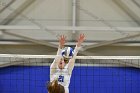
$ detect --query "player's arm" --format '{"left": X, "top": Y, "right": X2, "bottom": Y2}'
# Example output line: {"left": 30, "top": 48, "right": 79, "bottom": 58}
{"left": 50, "top": 35, "right": 66, "bottom": 75}
{"left": 67, "top": 34, "right": 85, "bottom": 74}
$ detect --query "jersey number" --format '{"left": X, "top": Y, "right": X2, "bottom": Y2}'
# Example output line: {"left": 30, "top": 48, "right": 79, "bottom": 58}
{"left": 58, "top": 75, "right": 64, "bottom": 82}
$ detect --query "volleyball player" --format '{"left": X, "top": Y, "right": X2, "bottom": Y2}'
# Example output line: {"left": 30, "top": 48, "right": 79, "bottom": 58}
{"left": 47, "top": 34, "right": 85, "bottom": 93}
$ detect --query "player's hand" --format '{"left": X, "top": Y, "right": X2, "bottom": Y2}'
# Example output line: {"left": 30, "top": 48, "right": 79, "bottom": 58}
{"left": 59, "top": 35, "right": 66, "bottom": 48}
{"left": 77, "top": 33, "right": 85, "bottom": 47}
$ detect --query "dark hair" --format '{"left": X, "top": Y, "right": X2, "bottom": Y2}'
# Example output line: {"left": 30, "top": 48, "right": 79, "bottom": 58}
{"left": 64, "top": 57, "right": 69, "bottom": 64}
{"left": 47, "top": 80, "right": 65, "bottom": 93}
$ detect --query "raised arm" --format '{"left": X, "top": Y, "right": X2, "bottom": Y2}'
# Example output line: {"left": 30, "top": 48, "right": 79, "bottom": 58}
{"left": 50, "top": 35, "right": 66, "bottom": 75}
{"left": 57, "top": 35, "right": 66, "bottom": 54}
{"left": 67, "top": 34, "right": 85, "bottom": 74}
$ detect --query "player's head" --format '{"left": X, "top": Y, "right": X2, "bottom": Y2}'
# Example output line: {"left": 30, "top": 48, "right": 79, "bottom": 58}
{"left": 58, "top": 58, "right": 66, "bottom": 69}
{"left": 61, "top": 47, "right": 74, "bottom": 63}
{"left": 47, "top": 80, "right": 65, "bottom": 93}
{"left": 58, "top": 47, "right": 73, "bottom": 69}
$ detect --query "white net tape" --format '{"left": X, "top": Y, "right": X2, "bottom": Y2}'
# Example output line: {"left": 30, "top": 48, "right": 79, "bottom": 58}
{"left": 0, "top": 54, "right": 140, "bottom": 68}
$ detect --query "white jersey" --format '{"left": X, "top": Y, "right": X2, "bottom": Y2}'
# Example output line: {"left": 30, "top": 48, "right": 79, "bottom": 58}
{"left": 50, "top": 46, "right": 80, "bottom": 93}
{"left": 50, "top": 65, "right": 71, "bottom": 93}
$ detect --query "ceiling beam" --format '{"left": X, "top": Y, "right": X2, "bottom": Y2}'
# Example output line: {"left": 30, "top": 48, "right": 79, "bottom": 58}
{"left": 1, "top": 25, "right": 140, "bottom": 32}
{"left": 0, "top": 0, "right": 16, "bottom": 13}
{"left": 71, "top": 0, "right": 77, "bottom": 41}
{"left": 0, "top": 0, "right": 35, "bottom": 25}
{"left": 3, "top": 31, "right": 57, "bottom": 48}
{"left": 114, "top": 0, "right": 140, "bottom": 25}
{"left": 76, "top": 3, "right": 140, "bottom": 51}
{"left": 72, "top": 0, "right": 77, "bottom": 33}
{"left": 0, "top": 0, "right": 61, "bottom": 47}
{"left": 0, "top": 0, "right": 58, "bottom": 48}
{"left": 133, "top": 0, "right": 140, "bottom": 7}
{"left": 82, "top": 33, "right": 140, "bottom": 51}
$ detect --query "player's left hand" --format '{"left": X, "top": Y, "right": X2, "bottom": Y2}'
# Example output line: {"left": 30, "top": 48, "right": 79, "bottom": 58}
{"left": 59, "top": 35, "right": 66, "bottom": 48}
{"left": 77, "top": 33, "right": 85, "bottom": 47}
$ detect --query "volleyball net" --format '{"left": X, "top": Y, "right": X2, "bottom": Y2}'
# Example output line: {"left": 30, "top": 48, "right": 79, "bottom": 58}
{"left": 0, "top": 54, "right": 140, "bottom": 93}
{"left": 0, "top": 54, "right": 140, "bottom": 67}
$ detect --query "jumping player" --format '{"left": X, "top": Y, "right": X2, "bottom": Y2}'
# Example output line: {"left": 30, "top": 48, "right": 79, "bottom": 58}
{"left": 47, "top": 34, "right": 85, "bottom": 93}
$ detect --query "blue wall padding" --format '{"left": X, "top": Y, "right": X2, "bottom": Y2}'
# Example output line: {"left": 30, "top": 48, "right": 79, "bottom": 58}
{"left": 0, "top": 66, "right": 140, "bottom": 93}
